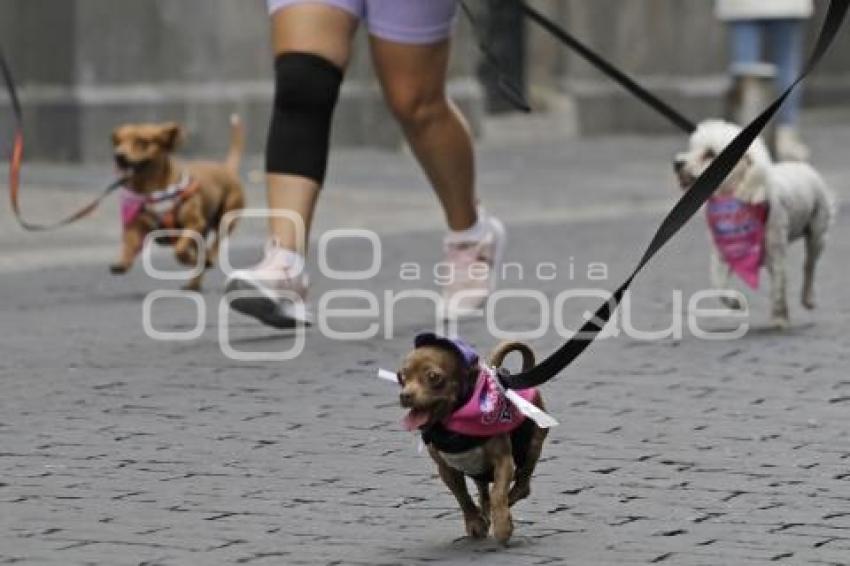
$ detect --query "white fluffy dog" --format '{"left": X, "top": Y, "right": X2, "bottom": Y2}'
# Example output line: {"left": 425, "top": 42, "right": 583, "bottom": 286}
{"left": 674, "top": 120, "right": 836, "bottom": 328}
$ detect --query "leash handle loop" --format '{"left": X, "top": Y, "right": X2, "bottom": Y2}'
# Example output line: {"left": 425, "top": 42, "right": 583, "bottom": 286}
{"left": 1, "top": 48, "right": 126, "bottom": 232}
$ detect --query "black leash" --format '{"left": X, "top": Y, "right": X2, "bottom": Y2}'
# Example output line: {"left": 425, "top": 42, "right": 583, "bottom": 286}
{"left": 461, "top": 0, "right": 698, "bottom": 132}
{"left": 500, "top": 0, "right": 849, "bottom": 390}
{"left": 1, "top": 48, "right": 126, "bottom": 232}
{"left": 518, "top": 1, "right": 697, "bottom": 133}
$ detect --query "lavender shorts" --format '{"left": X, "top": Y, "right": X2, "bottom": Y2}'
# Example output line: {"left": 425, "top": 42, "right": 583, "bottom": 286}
{"left": 267, "top": 0, "right": 457, "bottom": 45}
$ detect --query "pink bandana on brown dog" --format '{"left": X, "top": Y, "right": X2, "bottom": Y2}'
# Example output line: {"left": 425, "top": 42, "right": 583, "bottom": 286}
{"left": 439, "top": 366, "right": 537, "bottom": 437}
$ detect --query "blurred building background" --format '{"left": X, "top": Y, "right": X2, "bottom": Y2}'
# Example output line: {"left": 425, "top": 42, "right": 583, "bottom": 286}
{"left": 1, "top": 0, "right": 848, "bottom": 162}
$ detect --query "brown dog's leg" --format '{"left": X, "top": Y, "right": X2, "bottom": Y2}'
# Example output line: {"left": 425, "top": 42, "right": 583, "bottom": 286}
{"left": 509, "top": 393, "right": 548, "bottom": 507}
{"left": 509, "top": 427, "right": 547, "bottom": 507}
{"left": 110, "top": 225, "right": 146, "bottom": 275}
{"left": 428, "top": 447, "right": 488, "bottom": 539}
{"left": 207, "top": 184, "right": 245, "bottom": 268}
{"left": 184, "top": 276, "right": 203, "bottom": 292}
{"left": 485, "top": 436, "right": 514, "bottom": 545}
{"left": 474, "top": 478, "right": 491, "bottom": 523}
{"left": 490, "top": 341, "right": 546, "bottom": 508}
{"left": 174, "top": 227, "right": 205, "bottom": 291}
{"left": 205, "top": 229, "right": 220, "bottom": 269}
{"left": 221, "top": 182, "right": 245, "bottom": 237}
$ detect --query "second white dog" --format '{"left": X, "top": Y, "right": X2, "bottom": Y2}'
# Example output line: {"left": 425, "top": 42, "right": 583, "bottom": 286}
{"left": 674, "top": 120, "right": 836, "bottom": 328}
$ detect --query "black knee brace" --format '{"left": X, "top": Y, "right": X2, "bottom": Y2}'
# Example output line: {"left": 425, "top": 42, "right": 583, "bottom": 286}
{"left": 266, "top": 52, "right": 343, "bottom": 184}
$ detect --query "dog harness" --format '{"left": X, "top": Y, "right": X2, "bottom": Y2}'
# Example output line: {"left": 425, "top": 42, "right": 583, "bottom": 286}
{"left": 119, "top": 172, "right": 200, "bottom": 233}
{"left": 706, "top": 195, "right": 769, "bottom": 289}
{"left": 409, "top": 333, "right": 539, "bottom": 482}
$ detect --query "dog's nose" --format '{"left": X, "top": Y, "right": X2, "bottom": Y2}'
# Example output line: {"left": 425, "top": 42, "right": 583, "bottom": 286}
{"left": 673, "top": 158, "right": 686, "bottom": 174}
{"left": 399, "top": 392, "right": 413, "bottom": 407}
{"left": 114, "top": 153, "right": 130, "bottom": 169}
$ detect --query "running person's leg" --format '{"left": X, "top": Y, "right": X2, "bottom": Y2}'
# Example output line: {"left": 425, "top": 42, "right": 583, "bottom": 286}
{"left": 265, "top": 1, "right": 359, "bottom": 248}
{"left": 226, "top": 1, "right": 359, "bottom": 328}
{"left": 368, "top": 0, "right": 505, "bottom": 319}
{"left": 372, "top": 40, "right": 477, "bottom": 232}
{"left": 769, "top": 18, "right": 810, "bottom": 161}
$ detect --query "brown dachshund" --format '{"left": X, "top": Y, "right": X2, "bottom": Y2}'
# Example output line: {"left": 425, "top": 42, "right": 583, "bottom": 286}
{"left": 110, "top": 116, "right": 245, "bottom": 290}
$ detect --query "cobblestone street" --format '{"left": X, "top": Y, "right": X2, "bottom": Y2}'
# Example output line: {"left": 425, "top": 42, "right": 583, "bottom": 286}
{"left": 2, "top": 111, "right": 850, "bottom": 565}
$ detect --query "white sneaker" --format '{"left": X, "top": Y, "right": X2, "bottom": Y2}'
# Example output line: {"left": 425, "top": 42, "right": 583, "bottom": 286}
{"left": 225, "top": 242, "right": 312, "bottom": 328}
{"left": 775, "top": 126, "right": 810, "bottom": 162}
{"left": 440, "top": 213, "right": 506, "bottom": 320}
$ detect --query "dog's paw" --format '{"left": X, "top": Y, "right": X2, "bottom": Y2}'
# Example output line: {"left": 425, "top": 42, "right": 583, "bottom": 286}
{"left": 464, "top": 513, "right": 490, "bottom": 539}
{"left": 802, "top": 296, "right": 816, "bottom": 310}
{"left": 182, "top": 282, "right": 202, "bottom": 292}
{"left": 109, "top": 263, "right": 128, "bottom": 275}
{"left": 493, "top": 516, "right": 514, "bottom": 546}
{"left": 771, "top": 316, "right": 790, "bottom": 330}
{"left": 175, "top": 248, "right": 198, "bottom": 268}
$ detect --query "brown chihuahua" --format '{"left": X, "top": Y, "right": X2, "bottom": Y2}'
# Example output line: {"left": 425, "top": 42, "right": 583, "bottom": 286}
{"left": 110, "top": 116, "right": 245, "bottom": 291}
{"left": 398, "top": 333, "right": 548, "bottom": 545}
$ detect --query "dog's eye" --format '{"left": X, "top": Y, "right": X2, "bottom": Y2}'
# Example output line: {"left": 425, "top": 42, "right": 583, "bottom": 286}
{"left": 427, "top": 371, "right": 444, "bottom": 386}
{"left": 703, "top": 149, "right": 716, "bottom": 160}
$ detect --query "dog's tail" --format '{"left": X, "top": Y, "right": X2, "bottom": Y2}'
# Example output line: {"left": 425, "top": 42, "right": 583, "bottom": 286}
{"left": 225, "top": 114, "right": 245, "bottom": 175}
{"left": 489, "top": 342, "right": 536, "bottom": 373}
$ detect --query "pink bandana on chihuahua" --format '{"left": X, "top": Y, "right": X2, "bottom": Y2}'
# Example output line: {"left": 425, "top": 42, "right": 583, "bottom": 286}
{"left": 405, "top": 333, "right": 537, "bottom": 437}
{"left": 443, "top": 366, "right": 536, "bottom": 436}
{"left": 706, "top": 196, "right": 769, "bottom": 289}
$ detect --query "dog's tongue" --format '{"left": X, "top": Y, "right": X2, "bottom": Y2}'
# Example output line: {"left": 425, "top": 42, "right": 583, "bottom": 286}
{"left": 403, "top": 409, "right": 430, "bottom": 431}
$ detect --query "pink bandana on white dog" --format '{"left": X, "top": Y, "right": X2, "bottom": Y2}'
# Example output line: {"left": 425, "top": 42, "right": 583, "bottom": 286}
{"left": 441, "top": 367, "right": 537, "bottom": 437}
{"left": 706, "top": 196, "right": 769, "bottom": 289}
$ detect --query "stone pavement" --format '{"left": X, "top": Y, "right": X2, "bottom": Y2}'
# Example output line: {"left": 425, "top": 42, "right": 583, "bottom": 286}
{"left": 2, "top": 110, "right": 850, "bottom": 565}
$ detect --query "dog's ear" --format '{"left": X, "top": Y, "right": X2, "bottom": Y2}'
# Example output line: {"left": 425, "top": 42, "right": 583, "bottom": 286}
{"left": 157, "top": 122, "right": 184, "bottom": 152}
